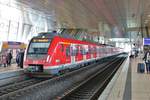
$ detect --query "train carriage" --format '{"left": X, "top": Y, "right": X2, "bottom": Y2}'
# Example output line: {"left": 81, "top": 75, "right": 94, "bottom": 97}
{"left": 24, "top": 32, "right": 122, "bottom": 76}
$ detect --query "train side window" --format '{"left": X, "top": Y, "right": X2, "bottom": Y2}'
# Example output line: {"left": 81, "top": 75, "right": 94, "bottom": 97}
{"left": 80, "top": 46, "right": 83, "bottom": 54}
{"left": 85, "top": 45, "right": 89, "bottom": 54}
{"left": 96, "top": 47, "right": 99, "bottom": 53}
{"left": 94, "top": 47, "right": 96, "bottom": 53}
{"left": 88, "top": 46, "right": 91, "bottom": 54}
{"left": 71, "top": 45, "right": 80, "bottom": 56}
{"left": 100, "top": 48, "right": 104, "bottom": 53}
{"left": 82, "top": 49, "right": 86, "bottom": 55}
{"left": 99, "top": 47, "right": 102, "bottom": 53}
{"left": 80, "top": 46, "right": 86, "bottom": 55}
{"left": 76, "top": 46, "right": 79, "bottom": 55}
{"left": 90, "top": 46, "right": 94, "bottom": 54}
{"left": 66, "top": 46, "right": 70, "bottom": 56}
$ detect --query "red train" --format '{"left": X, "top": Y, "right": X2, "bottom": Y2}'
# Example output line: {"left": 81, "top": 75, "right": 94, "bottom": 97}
{"left": 24, "top": 32, "right": 122, "bottom": 76}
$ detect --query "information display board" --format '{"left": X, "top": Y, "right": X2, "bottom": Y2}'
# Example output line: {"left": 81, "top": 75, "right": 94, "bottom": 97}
{"left": 143, "top": 38, "right": 150, "bottom": 45}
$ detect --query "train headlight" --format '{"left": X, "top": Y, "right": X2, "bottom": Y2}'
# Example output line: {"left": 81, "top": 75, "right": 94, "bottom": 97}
{"left": 56, "top": 59, "right": 60, "bottom": 63}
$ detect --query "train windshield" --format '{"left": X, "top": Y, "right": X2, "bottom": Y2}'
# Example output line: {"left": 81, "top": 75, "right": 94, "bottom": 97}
{"left": 27, "top": 38, "right": 51, "bottom": 55}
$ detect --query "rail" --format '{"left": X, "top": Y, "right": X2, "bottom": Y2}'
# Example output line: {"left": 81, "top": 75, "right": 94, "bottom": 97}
{"left": 59, "top": 57, "right": 126, "bottom": 100}
{"left": 0, "top": 54, "right": 127, "bottom": 100}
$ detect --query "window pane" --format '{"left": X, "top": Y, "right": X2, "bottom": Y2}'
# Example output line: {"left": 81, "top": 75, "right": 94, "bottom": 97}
{"left": 8, "top": 21, "right": 19, "bottom": 41}
{"left": 0, "top": 19, "right": 9, "bottom": 41}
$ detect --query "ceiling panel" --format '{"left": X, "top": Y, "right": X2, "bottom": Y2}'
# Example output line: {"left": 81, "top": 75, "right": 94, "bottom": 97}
{"left": 15, "top": 0, "right": 150, "bottom": 38}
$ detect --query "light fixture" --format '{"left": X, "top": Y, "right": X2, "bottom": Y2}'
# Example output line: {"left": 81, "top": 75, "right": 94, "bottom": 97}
{"left": 144, "top": 20, "right": 148, "bottom": 24}
{"left": 144, "top": 21, "right": 148, "bottom": 23}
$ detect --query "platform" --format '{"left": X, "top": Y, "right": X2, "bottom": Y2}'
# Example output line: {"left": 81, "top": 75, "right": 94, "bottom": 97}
{"left": 99, "top": 54, "right": 150, "bottom": 100}
{"left": 0, "top": 64, "right": 22, "bottom": 73}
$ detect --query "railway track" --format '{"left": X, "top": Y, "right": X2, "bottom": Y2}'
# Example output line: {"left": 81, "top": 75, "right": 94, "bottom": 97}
{"left": 0, "top": 54, "right": 127, "bottom": 100}
{"left": 59, "top": 57, "right": 126, "bottom": 100}
{"left": 0, "top": 78, "right": 46, "bottom": 99}
{"left": 0, "top": 74, "right": 29, "bottom": 88}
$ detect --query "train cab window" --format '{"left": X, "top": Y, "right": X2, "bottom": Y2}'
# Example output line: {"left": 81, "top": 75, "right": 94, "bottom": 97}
{"left": 27, "top": 38, "right": 51, "bottom": 56}
{"left": 28, "top": 39, "right": 51, "bottom": 55}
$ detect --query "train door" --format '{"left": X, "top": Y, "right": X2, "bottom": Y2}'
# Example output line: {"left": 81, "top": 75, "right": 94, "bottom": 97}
{"left": 90, "top": 45, "right": 94, "bottom": 59}
{"left": 83, "top": 45, "right": 87, "bottom": 61}
{"left": 96, "top": 46, "right": 99, "bottom": 58}
{"left": 101, "top": 46, "right": 105, "bottom": 57}
{"left": 54, "top": 43, "right": 64, "bottom": 65}
{"left": 59, "top": 44, "right": 65, "bottom": 64}
{"left": 93, "top": 46, "right": 97, "bottom": 58}
{"left": 75, "top": 45, "right": 79, "bottom": 62}
{"left": 85, "top": 45, "right": 90, "bottom": 59}
{"left": 78, "top": 45, "right": 83, "bottom": 61}
{"left": 70, "top": 44, "right": 76, "bottom": 64}
{"left": 65, "top": 44, "right": 71, "bottom": 64}
{"left": 99, "top": 46, "right": 103, "bottom": 57}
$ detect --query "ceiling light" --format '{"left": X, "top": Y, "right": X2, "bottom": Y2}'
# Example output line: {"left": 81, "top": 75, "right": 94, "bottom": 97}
{"left": 145, "top": 20, "right": 148, "bottom": 23}
{"left": 144, "top": 21, "right": 148, "bottom": 24}
{"left": 144, "top": 20, "right": 148, "bottom": 23}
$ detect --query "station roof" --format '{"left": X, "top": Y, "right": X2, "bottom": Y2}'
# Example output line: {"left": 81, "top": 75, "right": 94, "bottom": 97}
{"left": 15, "top": 0, "right": 150, "bottom": 39}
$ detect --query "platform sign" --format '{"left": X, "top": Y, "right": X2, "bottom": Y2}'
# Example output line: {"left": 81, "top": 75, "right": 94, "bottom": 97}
{"left": 8, "top": 42, "right": 21, "bottom": 45}
{"left": 143, "top": 38, "right": 150, "bottom": 45}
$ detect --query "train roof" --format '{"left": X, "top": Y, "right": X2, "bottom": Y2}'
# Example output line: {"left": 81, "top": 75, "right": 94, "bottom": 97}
{"left": 34, "top": 32, "right": 118, "bottom": 47}
{"left": 36, "top": 32, "right": 73, "bottom": 39}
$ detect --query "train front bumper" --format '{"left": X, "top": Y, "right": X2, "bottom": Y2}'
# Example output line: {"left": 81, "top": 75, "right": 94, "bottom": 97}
{"left": 24, "top": 65, "right": 60, "bottom": 77}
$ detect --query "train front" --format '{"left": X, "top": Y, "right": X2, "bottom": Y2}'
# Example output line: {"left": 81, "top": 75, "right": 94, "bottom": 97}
{"left": 24, "top": 37, "right": 52, "bottom": 76}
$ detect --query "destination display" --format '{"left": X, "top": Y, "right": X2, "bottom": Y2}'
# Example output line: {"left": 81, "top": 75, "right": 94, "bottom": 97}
{"left": 32, "top": 38, "right": 50, "bottom": 42}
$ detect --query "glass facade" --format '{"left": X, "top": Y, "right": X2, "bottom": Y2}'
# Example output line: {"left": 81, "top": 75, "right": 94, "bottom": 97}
{"left": 0, "top": 0, "right": 56, "bottom": 43}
